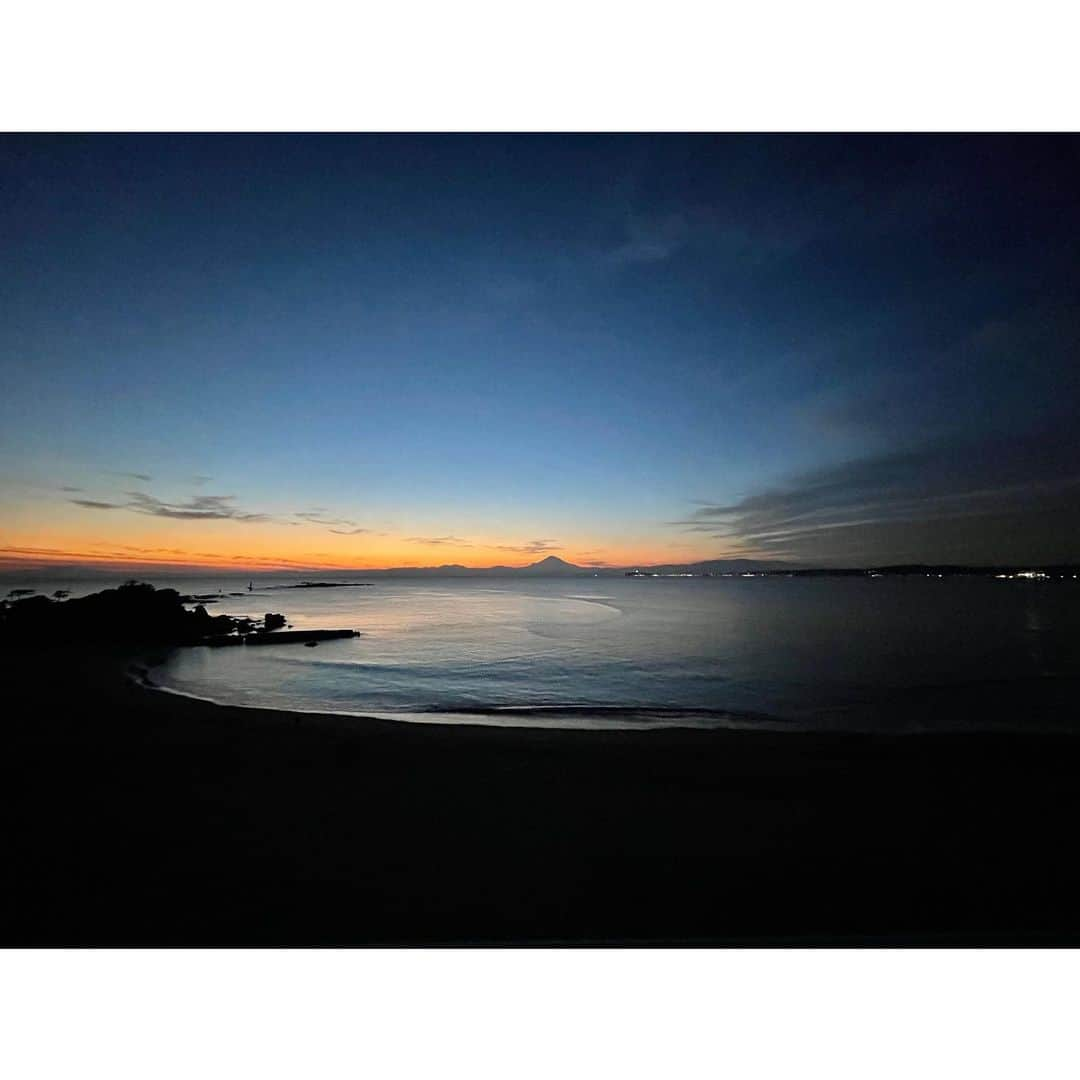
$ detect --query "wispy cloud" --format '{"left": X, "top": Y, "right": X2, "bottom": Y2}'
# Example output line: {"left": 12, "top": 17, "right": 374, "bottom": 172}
{"left": 575, "top": 549, "right": 612, "bottom": 567}
{"left": 603, "top": 142, "right": 955, "bottom": 276}
{"left": 494, "top": 539, "right": 561, "bottom": 554}
{"left": 107, "top": 471, "right": 153, "bottom": 483}
{"left": 605, "top": 203, "right": 816, "bottom": 271}
{"left": 70, "top": 490, "right": 274, "bottom": 522}
{"left": 294, "top": 510, "right": 361, "bottom": 528}
{"left": 0, "top": 545, "right": 190, "bottom": 565}
{"left": 0, "top": 544, "right": 354, "bottom": 571}
{"left": 94, "top": 543, "right": 193, "bottom": 556}
{"left": 68, "top": 488, "right": 372, "bottom": 532}
{"left": 671, "top": 425, "right": 1080, "bottom": 564}
{"left": 0, "top": 544, "right": 208, "bottom": 567}
{"left": 607, "top": 213, "right": 693, "bottom": 265}
{"left": 222, "top": 553, "right": 352, "bottom": 568}
{"left": 70, "top": 498, "right": 125, "bottom": 510}
{"left": 125, "top": 492, "right": 272, "bottom": 521}
{"left": 406, "top": 535, "right": 472, "bottom": 547}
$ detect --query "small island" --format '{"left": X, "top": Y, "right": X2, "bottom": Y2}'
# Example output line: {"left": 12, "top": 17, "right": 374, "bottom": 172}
{"left": 261, "top": 581, "right": 375, "bottom": 590}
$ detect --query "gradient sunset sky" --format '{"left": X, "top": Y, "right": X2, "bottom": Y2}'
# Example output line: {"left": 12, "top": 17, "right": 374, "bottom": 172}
{"left": 3, "top": 134, "right": 1079, "bottom": 572}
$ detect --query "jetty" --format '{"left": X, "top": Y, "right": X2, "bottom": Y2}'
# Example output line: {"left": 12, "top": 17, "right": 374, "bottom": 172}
{"left": 204, "top": 628, "right": 359, "bottom": 647}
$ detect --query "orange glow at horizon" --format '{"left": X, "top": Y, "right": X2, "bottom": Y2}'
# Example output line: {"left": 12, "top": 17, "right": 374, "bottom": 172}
{"left": 0, "top": 520, "right": 737, "bottom": 574}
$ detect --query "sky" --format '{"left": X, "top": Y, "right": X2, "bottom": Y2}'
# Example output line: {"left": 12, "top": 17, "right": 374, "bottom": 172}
{"left": 2, "top": 134, "right": 1079, "bottom": 572}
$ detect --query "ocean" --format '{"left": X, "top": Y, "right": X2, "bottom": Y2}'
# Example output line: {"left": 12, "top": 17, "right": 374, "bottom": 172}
{"left": 53, "top": 572, "right": 1076, "bottom": 733}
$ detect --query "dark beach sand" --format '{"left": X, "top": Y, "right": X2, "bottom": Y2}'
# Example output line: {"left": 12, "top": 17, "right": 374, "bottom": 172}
{"left": 5, "top": 647, "right": 1080, "bottom": 945}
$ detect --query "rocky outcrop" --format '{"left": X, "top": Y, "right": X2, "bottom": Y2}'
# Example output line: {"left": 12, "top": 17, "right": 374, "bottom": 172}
{"left": 0, "top": 582, "right": 358, "bottom": 650}
{"left": 0, "top": 582, "right": 238, "bottom": 647}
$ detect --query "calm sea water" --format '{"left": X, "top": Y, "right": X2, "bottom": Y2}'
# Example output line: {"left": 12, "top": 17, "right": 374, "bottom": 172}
{"left": 106, "top": 574, "right": 1080, "bottom": 732}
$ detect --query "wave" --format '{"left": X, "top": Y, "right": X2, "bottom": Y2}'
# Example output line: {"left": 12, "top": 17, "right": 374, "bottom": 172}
{"left": 132, "top": 662, "right": 790, "bottom": 731}
{"left": 561, "top": 595, "right": 624, "bottom": 613}
{"left": 411, "top": 702, "right": 783, "bottom": 723}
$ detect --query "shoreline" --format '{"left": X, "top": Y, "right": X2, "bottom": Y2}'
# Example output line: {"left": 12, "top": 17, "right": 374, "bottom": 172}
{"left": 136, "top": 645, "right": 1080, "bottom": 737}
{"left": 132, "top": 658, "right": 796, "bottom": 734}
{"left": 7, "top": 644, "right": 1080, "bottom": 944}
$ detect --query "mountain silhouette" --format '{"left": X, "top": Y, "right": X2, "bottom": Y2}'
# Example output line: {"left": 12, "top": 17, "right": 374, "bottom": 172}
{"left": 298, "top": 556, "right": 795, "bottom": 578}
{"left": 515, "top": 555, "right": 583, "bottom": 576}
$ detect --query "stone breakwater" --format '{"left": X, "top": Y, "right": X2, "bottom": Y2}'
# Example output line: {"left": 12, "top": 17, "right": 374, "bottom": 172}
{"left": 204, "top": 628, "right": 359, "bottom": 647}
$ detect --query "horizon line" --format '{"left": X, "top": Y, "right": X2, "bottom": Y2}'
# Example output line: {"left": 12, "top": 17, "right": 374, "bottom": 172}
{"left": 3, "top": 554, "right": 1079, "bottom": 579}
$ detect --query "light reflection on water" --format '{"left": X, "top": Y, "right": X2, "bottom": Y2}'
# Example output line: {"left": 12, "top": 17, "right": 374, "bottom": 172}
{"left": 136, "top": 576, "right": 1080, "bottom": 732}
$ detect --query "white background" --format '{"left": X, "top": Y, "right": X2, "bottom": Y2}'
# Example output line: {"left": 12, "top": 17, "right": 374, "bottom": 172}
{"left": 3, "top": 1, "right": 1078, "bottom": 131}
{"left": 3, "top": 2, "right": 1079, "bottom": 1075}
{"left": 3, "top": 949, "right": 1078, "bottom": 1078}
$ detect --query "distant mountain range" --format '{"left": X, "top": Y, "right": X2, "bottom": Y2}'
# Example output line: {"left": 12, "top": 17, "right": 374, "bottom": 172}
{"left": 352, "top": 555, "right": 794, "bottom": 578}
{"left": 328, "top": 556, "right": 1080, "bottom": 579}
{"left": 5, "top": 554, "right": 1078, "bottom": 586}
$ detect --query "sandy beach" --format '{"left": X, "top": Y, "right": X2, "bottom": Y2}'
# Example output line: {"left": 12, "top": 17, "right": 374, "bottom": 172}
{"left": 5, "top": 644, "right": 1080, "bottom": 945}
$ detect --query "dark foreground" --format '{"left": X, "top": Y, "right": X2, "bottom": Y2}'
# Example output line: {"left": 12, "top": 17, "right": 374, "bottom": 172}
{"left": 5, "top": 647, "right": 1080, "bottom": 945}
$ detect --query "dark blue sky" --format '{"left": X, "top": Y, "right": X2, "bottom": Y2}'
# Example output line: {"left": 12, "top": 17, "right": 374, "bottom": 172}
{"left": 2, "top": 134, "right": 1079, "bottom": 568}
